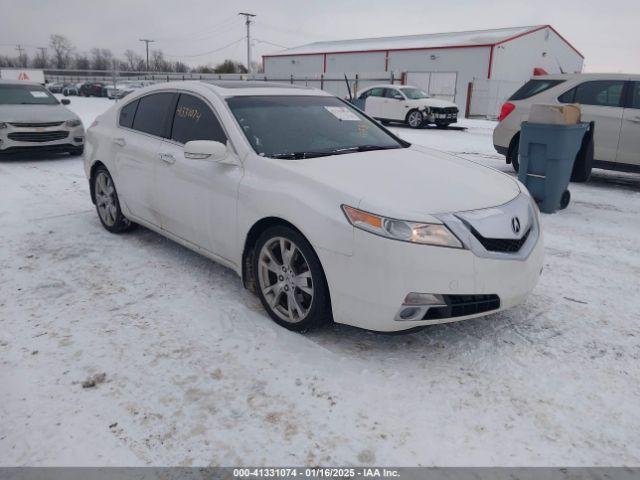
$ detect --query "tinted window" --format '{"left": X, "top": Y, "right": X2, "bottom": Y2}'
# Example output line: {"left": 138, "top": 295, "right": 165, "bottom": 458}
{"left": 509, "top": 79, "right": 565, "bottom": 101}
{"left": 630, "top": 82, "right": 640, "bottom": 109}
{"left": 558, "top": 88, "right": 576, "bottom": 103}
{"left": 571, "top": 81, "right": 624, "bottom": 107}
{"left": 119, "top": 99, "right": 139, "bottom": 128}
{"left": 226, "top": 95, "right": 403, "bottom": 158}
{"left": 132, "top": 92, "right": 175, "bottom": 137}
{"left": 170, "top": 94, "right": 227, "bottom": 144}
{"left": 368, "top": 88, "right": 384, "bottom": 97}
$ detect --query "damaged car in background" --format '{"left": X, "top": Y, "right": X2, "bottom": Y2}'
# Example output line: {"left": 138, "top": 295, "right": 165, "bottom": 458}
{"left": 353, "top": 84, "right": 459, "bottom": 128}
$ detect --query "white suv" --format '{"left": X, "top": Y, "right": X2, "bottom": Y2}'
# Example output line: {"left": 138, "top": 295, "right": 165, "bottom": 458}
{"left": 493, "top": 73, "right": 640, "bottom": 177}
{"left": 355, "top": 85, "right": 459, "bottom": 129}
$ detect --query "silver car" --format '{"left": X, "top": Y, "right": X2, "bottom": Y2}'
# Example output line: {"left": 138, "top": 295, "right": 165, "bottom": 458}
{"left": 0, "top": 79, "right": 85, "bottom": 156}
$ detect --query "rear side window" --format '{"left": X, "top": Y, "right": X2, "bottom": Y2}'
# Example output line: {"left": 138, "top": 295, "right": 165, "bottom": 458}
{"left": 132, "top": 92, "right": 175, "bottom": 137}
{"left": 509, "top": 80, "right": 565, "bottom": 101}
{"left": 119, "top": 99, "right": 139, "bottom": 128}
{"left": 559, "top": 80, "right": 625, "bottom": 107}
{"left": 170, "top": 94, "right": 227, "bottom": 144}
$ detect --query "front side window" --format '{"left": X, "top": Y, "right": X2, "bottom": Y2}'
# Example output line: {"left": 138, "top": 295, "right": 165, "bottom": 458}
{"left": 367, "top": 88, "right": 384, "bottom": 98}
{"left": 0, "top": 84, "right": 59, "bottom": 105}
{"left": 119, "top": 99, "right": 139, "bottom": 128}
{"left": 131, "top": 92, "right": 175, "bottom": 137}
{"left": 509, "top": 79, "right": 565, "bottom": 101}
{"left": 226, "top": 95, "right": 405, "bottom": 158}
{"left": 559, "top": 80, "right": 625, "bottom": 107}
{"left": 384, "top": 88, "right": 404, "bottom": 99}
{"left": 170, "top": 94, "right": 227, "bottom": 144}
{"left": 400, "top": 87, "right": 430, "bottom": 100}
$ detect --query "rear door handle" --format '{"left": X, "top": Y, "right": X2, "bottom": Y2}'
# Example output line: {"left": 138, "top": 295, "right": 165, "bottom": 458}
{"left": 158, "top": 152, "right": 176, "bottom": 164}
{"left": 113, "top": 137, "right": 126, "bottom": 147}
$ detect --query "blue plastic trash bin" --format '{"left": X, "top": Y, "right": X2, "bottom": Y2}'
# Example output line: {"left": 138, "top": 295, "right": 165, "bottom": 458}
{"left": 518, "top": 122, "right": 589, "bottom": 214}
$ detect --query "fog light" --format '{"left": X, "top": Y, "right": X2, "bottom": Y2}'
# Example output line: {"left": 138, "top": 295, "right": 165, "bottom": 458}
{"left": 399, "top": 307, "right": 420, "bottom": 320}
{"left": 403, "top": 293, "right": 446, "bottom": 306}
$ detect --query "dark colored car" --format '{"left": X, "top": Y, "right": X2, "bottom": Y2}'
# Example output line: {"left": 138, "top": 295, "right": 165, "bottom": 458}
{"left": 79, "top": 82, "right": 106, "bottom": 97}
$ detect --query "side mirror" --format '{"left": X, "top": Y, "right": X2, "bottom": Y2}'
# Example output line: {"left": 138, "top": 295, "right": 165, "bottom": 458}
{"left": 184, "top": 140, "right": 227, "bottom": 161}
{"left": 393, "top": 95, "right": 404, "bottom": 100}
{"left": 61, "top": 98, "right": 70, "bottom": 105}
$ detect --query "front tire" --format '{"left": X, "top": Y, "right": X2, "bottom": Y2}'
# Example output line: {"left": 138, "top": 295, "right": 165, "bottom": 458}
{"left": 254, "top": 226, "right": 330, "bottom": 332}
{"left": 406, "top": 110, "right": 424, "bottom": 129}
{"left": 93, "top": 166, "right": 136, "bottom": 233}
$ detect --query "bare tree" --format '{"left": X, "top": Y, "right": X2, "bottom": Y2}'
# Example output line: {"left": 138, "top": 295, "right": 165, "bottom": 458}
{"left": 214, "top": 59, "right": 247, "bottom": 74}
{"left": 32, "top": 48, "right": 48, "bottom": 68}
{"left": 90, "top": 48, "right": 113, "bottom": 71}
{"left": 124, "top": 49, "right": 143, "bottom": 71}
{"left": 173, "top": 61, "right": 189, "bottom": 73}
{"left": 150, "top": 50, "right": 169, "bottom": 72}
{"left": 49, "top": 34, "right": 73, "bottom": 69}
{"left": 75, "top": 53, "right": 90, "bottom": 70}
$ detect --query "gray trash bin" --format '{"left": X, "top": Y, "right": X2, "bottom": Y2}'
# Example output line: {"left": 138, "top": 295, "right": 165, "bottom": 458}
{"left": 517, "top": 121, "right": 590, "bottom": 214}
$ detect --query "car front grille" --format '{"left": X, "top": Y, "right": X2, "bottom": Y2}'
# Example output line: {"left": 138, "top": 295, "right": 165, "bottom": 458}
{"left": 7, "top": 131, "right": 69, "bottom": 143}
{"left": 432, "top": 107, "right": 458, "bottom": 114}
{"left": 9, "top": 121, "right": 65, "bottom": 128}
{"left": 423, "top": 294, "right": 500, "bottom": 320}
{"left": 470, "top": 227, "right": 531, "bottom": 253}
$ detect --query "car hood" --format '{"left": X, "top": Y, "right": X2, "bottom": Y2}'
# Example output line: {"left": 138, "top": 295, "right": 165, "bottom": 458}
{"left": 282, "top": 146, "right": 520, "bottom": 219}
{"left": 0, "top": 104, "right": 78, "bottom": 123}
{"left": 408, "top": 98, "right": 458, "bottom": 109}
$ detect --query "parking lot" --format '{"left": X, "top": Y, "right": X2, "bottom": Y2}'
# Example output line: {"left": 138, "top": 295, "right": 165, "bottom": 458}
{"left": 1, "top": 96, "right": 640, "bottom": 466}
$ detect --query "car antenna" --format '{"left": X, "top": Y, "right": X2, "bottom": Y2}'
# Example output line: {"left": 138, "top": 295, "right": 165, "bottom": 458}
{"left": 344, "top": 74, "right": 353, "bottom": 102}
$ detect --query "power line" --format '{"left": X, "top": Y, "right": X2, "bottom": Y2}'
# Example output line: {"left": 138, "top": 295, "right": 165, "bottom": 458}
{"left": 152, "top": 14, "right": 240, "bottom": 42}
{"left": 164, "top": 36, "right": 246, "bottom": 58}
{"left": 253, "top": 38, "right": 289, "bottom": 49}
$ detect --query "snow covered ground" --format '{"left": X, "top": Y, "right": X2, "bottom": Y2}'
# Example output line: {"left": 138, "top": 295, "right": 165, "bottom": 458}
{"left": 1, "top": 96, "right": 640, "bottom": 467}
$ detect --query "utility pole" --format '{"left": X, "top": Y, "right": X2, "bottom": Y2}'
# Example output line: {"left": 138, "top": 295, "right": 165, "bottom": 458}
{"left": 239, "top": 12, "right": 256, "bottom": 74}
{"left": 15, "top": 44, "right": 26, "bottom": 67}
{"left": 139, "top": 38, "right": 155, "bottom": 71}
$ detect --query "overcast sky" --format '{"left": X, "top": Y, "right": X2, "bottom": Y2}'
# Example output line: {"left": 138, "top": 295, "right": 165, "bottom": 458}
{"left": 1, "top": 0, "right": 638, "bottom": 72}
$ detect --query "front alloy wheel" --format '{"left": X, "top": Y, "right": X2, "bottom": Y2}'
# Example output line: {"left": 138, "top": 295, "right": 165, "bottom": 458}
{"left": 254, "top": 227, "right": 329, "bottom": 331}
{"left": 406, "top": 110, "right": 424, "bottom": 129}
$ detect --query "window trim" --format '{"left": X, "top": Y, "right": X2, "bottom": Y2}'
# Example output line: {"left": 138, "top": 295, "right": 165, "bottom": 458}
{"left": 622, "top": 81, "right": 638, "bottom": 109}
{"left": 116, "top": 89, "right": 178, "bottom": 140}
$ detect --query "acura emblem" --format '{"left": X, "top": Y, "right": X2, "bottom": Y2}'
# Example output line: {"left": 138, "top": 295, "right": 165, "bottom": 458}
{"left": 511, "top": 216, "right": 521, "bottom": 235}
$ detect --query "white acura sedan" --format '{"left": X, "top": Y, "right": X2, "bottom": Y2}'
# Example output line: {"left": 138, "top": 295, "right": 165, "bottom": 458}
{"left": 84, "top": 81, "right": 543, "bottom": 332}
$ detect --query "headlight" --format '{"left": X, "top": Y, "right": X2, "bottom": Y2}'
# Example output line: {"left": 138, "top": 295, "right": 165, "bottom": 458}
{"left": 0, "top": 122, "right": 7, "bottom": 129}
{"left": 342, "top": 205, "right": 463, "bottom": 248}
{"left": 65, "top": 119, "right": 82, "bottom": 128}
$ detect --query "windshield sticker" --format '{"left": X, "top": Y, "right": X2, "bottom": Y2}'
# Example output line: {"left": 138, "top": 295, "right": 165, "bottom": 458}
{"left": 30, "top": 91, "right": 49, "bottom": 98}
{"left": 324, "top": 106, "right": 360, "bottom": 121}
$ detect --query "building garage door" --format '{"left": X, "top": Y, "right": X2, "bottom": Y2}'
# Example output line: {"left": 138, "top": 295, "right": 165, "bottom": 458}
{"left": 405, "top": 72, "right": 457, "bottom": 102}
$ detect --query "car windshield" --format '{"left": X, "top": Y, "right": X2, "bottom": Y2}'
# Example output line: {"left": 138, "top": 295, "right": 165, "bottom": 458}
{"left": 400, "top": 87, "right": 430, "bottom": 99}
{"left": 0, "top": 84, "right": 59, "bottom": 105}
{"left": 226, "top": 95, "right": 405, "bottom": 158}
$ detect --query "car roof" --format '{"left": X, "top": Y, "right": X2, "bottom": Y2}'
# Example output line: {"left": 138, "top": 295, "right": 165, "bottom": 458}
{"left": 0, "top": 79, "right": 44, "bottom": 86}
{"left": 533, "top": 73, "right": 640, "bottom": 81}
{"left": 135, "top": 80, "right": 330, "bottom": 98}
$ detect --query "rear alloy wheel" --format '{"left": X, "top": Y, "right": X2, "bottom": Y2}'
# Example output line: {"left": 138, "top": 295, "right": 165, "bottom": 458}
{"left": 508, "top": 136, "right": 520, "bottom": 173}
{"left": 93, "top": 167, "right": 136, "bottom": 233}
{"left": 406, "top": 110, "right": 424, "bottom": 129}
{"left": 254, "top": 227, "right": 329, "bottom": 331}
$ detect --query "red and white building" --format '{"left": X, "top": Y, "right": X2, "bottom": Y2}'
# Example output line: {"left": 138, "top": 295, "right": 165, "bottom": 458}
{"left": 263, "top": 25, "right": 584, "bottom": 116}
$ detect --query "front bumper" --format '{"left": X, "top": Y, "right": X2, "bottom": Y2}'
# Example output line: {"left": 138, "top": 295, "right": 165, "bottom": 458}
{"left": 319, "top": 194, "right": 543, "bottom": 332}
{"left": 0, "top": 122, "right": 84, "bottom": 153}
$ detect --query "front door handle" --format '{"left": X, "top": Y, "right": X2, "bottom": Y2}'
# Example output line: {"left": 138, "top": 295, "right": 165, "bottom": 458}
{"left": 113, "top": 137, "right": 126, "bottom": 147}
{"left": 158, "top": 152, "right": 176, "bottom": 164}
{"left": 630, "top": 116, "right": 640, "bottom": 123}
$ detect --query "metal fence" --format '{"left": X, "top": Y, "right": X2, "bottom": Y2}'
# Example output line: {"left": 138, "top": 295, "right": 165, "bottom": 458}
{"left": 43, "top": 68, "right": 399, "bottom": 99}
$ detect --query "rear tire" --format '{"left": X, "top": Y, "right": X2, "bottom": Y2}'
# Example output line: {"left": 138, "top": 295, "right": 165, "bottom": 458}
{"left": 92, "top": 166, "right": 136, "bottom": 233}
{"left": 571, "top": 129, "right": 594, "bottom": 183}
{"left": 253, "top": 226, "right": 330, "bottom": 332}
{"left": 435, "top": 122, "right": 450, "bottom": 129}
